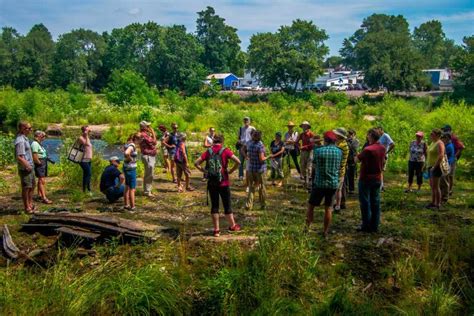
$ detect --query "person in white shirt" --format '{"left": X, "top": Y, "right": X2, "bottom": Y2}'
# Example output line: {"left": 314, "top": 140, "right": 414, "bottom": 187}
{"left": 236, "top": 117, "right": 256, "bottom": 181}
{"left": 284, "top": 121, "right": 301, "bottom": 176}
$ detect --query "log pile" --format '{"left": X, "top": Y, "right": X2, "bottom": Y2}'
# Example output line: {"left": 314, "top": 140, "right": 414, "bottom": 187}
{"left": 21, "top": 212, "right": 167, "bottom": 245}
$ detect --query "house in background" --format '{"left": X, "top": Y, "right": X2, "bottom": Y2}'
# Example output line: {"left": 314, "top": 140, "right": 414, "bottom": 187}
{"left": 206, "top": 73, "right": 240, "bottom": 90}
{"left": 313, "top": 71, "right": 363, "bottom": 90}
{"left": 422, "top": 69, "right": 452, "bottom": 90}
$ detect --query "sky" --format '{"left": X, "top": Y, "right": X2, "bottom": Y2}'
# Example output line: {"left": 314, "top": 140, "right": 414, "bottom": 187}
{"left": 1, "top": 0, "right": 473, "bottom": 55}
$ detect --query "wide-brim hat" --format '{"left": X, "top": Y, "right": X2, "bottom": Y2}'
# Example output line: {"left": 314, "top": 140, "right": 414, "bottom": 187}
{"left": 415, "top": 131, "right": 424, "bottom": 137}
{"left": 300, "top": 121, "right": 311, "bottom": 129}
{"left": 287, "top": 121, "right": 296, "bottom": 127}
{"left": 333, "top": 127, "right": 347, "bottom": 139}
{"left": 140, "top": 121, "right": 151, "bottom": 128}
{"left": 109, "top": 156, "right": 121, "bottom": 163}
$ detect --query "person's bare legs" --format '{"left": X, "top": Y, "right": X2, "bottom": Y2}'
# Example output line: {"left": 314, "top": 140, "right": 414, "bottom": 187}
{"left": 177, "top": 168, "right": 183, "bottom": 192}
{"left": 27, "top": 187, "right": 34, "bottom": 210}
{"left": 130, "top": 188, "right": 136, "bottom": 208}
{"left": 124, "top": 186, "right": 130, "bottom": 207}
{"left": 212, "top": 213, "right": 220, "bottom": 232}
{"left": 37, "top": 177, "right": 45, "bottom": 200}
{"left": 22, "top": 187, "right": 29, "bottom": 211}
{"left": 432, "top": 177, "right": 441, "bottom": 207}
{"left": 170, "top": 160, "right": 176, "bottom": 182}
{"left": 323, "top": 205, "right": 332, "bottom": 236}
{"left": 335, "top": 189, "right": 342, "bottom": 209}
{"left": 225, "top": 214, "right": 236, "bottom": 228}
{"left": 163, "top": 157, "right": 170, "bottom": 173}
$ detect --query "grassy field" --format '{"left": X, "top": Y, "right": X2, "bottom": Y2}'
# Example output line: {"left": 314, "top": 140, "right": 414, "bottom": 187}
{"left": 0, "top": 161, "right": 473, "bottom": 315}
{"left": 0, "top": 90, "right": 473, "bottom": 314}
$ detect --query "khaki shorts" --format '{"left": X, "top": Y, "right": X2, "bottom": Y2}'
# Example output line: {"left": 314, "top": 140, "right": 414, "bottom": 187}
{"left": 176, "top": 162, "right": 191, "bottom": 177}
{"left": 19, "top": 169, "right": 35, "bottom": 188}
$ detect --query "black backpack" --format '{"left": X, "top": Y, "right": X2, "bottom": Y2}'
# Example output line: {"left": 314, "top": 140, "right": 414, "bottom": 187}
{"left": 207, "top": 148, "right": 225, "bottom": 186}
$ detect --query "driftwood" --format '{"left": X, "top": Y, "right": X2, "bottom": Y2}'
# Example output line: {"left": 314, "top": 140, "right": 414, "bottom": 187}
{"left": 21, "top": 212, "right": 167, "bottom": 245}
{"left": 1, "top": 224, "right": 20, "bottom": 259}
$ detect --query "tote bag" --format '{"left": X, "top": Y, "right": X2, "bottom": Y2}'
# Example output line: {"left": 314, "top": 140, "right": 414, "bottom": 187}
{"left": 67, "top": 140, "right": 84, "bottom": 163}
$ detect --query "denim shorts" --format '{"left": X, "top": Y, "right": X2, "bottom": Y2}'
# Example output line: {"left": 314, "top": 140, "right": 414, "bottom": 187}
{"left": 124, "top": 168, "right": 137, "bottom": 189}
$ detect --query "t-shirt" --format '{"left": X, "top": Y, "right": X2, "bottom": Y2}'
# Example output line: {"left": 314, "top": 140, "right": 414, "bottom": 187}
{"left": 409, "top": 141, "right": 426, "bottom": 162}
{"left": 100, "top": 165, "right": 121, "bottom": 192}
{"left": 140, "top": 131, "right": 157, "bottom": 156}
{"left": 247, "top": 141, "right": 267, "bottom": 173}
{"left": 445, "top": 142, "right": 455, "bottom": 165}
{"left": 427, "top": 141, "right": 443, "bottom": 167}
{"left": 200, "top": 144, "right": 234, "bottom": 187}
{"left": 284, "top": 131, "right": 299, "bottom": 150}
{"left": 451, "top": 133, "right": 465, "bottom": 157}
{"left": 167, "top": 132, "right": 179, "bottom": 155}
{"left": 14, "top": 134, "right": 33, "bottom": 170}
{"left": 239, "top": 125, "right": 256, "bottom": 145}
{"left": 379, "top": 133, "right": 394, "bottom": 153}
{"left": 313, "top": 144, "right": 343, "bottom": 189}
{"left": 300, "top": 130, "right": 314, "bottom": 151}
{"left": 358, "top": 143, "right": 386, "bottom": 182}
{"left": 123, "top": 143, "right": 138, "bottom": 169}
{"left": 270, "top": 140, "right": 284, "bottom": 158}
{"left": 31, "top": 140, "right": 47, "bottom": 159}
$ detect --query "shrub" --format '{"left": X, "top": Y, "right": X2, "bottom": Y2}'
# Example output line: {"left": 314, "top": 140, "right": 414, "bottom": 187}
{"left": 105, "top": 69, "right": 159, "bottom": 107}
{"left": 323, "top": 91, "right": 350, "bottom": 106}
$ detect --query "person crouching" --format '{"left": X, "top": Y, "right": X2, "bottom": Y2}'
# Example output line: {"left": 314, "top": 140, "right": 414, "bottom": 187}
{"left": 100, "top": 156, "right": 125, "bottom": 203}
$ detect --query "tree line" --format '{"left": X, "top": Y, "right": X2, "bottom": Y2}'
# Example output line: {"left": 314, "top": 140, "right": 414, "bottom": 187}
{"left": 0, "top": 6, "right": 472, "bottom": 94}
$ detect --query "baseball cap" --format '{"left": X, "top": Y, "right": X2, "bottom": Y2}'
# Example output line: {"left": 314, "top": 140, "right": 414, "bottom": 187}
{"left": 415, "top": 131, "right": 424, "bottom": 137}
{"left": 323, "top": 131, "right": 337, "bottom": 142}
{"left": 109, "top": 156, "right": 121, "bottom": 163}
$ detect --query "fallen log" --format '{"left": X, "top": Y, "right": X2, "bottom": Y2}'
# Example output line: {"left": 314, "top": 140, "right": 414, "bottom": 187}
{"left": 1, "top": 224, "right": 20, "bottom": 259}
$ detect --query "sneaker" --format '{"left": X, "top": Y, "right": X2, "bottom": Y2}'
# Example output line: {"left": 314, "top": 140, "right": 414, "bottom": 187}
{"left": 229, "top": 224, "right": 241, "bottom": 232}
{"left": 333, "top": 205, "right": 341, "bottom": 213}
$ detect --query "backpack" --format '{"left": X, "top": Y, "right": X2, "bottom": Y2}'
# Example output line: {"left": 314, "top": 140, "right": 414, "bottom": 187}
{"left": 174, "top": 142, "right": 185, "bottom": 163}
{"left": 207, "top": 147, "right": 226, "bottom": 185}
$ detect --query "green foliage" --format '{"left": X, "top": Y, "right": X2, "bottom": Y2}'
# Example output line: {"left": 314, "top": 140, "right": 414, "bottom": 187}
{"left": 0, "top": 133, "right": 15, "bottom": 166}
{"left": 196, "top": 6, "right": 243, "bottom": 75}
{"left": 105, "top": 69, "right": 159, "bottom": 106}
{"left": 341, "top": 14, "right": 425, "bottom": 91}
{"left": 413, "top": 20, "right": 450, "bottom": 69}
{"left": 248, "top": 19, "right": 329, "bottom": 90}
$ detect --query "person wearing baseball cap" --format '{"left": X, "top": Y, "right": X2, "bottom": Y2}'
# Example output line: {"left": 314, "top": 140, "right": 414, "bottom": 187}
{"left": 306, "top": 130, "right": 343, "bottom": 237}
{"left": 139, "top": 121, "right": 157, "bottom": 197}
{"left": 355, "top": 128, "right": 386, "bottom": 233}
{"left": 284, "top": 121, "right": 301, "bottom": 176}
{"left": 406, "top": 131, "right": 427, "bottom": 193}
{"left": 99, "top": 156, "right": 125, "bottom": 203}
{"left": 298, "top": 121, "right": 314, "bottom": 187}
{"left": 333, "top": 127, "right": 349, "bottom": 212}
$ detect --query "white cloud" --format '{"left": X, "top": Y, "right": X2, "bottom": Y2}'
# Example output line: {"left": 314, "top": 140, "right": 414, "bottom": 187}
{"left": 128, "top": 8, "right": 142, "bottom": 16}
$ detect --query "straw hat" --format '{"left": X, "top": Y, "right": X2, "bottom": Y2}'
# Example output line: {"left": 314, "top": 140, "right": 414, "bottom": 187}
{"left": 299, "top": 121, "right": 311, "bottom": 129}
{"left": 287, "top": 121, "right": 296, "bottom": 127}
{"left": 333, "top": 127, "right": 347, "bottom": 139}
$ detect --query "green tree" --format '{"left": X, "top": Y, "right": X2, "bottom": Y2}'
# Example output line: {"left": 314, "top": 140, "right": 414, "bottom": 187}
{"left": 452, "top": 36, "right": 474, "bottom": 92}
{"left": 105, "top": 69, "right": 159, "bottom": 106}
{"left": 0, "top": 27, "right": 22, "bottom": 87}
{"left": 196, "top": 6, "right": 244, "bottom": 75}
{"left": 149, "top": 25, "right": 206, "bottom": 93}
{"left": 248, "top": 19, "right": 329, "bottom": 90}
{"left": 341, "top": 14, "right": 424, "bottom": 91}
{"left": 324, "top": 56, "right": 343, "bottom": 69}
{"left": 51, "top": 29, "right": 106, "bottom": 90}
{"left": 413, "top": 20, "right": 447, "bottom": 68}
{"left": 17, "top": 24, "right": 54, "bottom": 89}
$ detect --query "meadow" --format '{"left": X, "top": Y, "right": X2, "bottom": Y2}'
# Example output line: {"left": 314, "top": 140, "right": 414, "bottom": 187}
{"left": 0, "top": 88, "right": 473, "bottom": 315}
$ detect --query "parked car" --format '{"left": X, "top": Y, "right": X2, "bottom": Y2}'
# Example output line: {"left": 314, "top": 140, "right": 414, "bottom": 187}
{"left": 329, "top": 85, "right": 348, "bottom": 91}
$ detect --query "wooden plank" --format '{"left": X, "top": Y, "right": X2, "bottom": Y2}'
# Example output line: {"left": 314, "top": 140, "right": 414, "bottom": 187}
{"left": 56, "top": 227, "right": 101, "bottom": 240}
{"left": 2, "top": 224, "right": 20, "bottom": 259}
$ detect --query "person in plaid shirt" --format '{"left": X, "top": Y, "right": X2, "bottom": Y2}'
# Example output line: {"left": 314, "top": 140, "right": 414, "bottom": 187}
{"left": 306, "top": 131, "right": 343, "bottom": 237}
{"left": 245, "top": 130, "right": 269, "bottom": 210}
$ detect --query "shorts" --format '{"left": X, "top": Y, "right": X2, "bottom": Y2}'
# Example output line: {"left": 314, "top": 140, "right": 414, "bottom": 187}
{"left": 19, "top": 169, "right": 35, "bottom": 189}
{"left": 429, "top": 166, "right": 442, "bottom": 178}
{"left": 124, "top": 168, "right": 137, "bottom": 189}
{"left": 34, "top": 159, "right": 48, "bottom": 178}
{"left": 176, "top": 162, "right": 191, "bottom": 177}
{"left": 162, "top": 147, "right": 169, "bottom": 157}
{"left": 309, "top": 187, "right": 336, "bottom": 207}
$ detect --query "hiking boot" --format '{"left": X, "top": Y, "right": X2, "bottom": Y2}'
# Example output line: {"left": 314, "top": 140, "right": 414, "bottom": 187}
{"left": 229, "top": 224, "right": 241, "bottom": 232}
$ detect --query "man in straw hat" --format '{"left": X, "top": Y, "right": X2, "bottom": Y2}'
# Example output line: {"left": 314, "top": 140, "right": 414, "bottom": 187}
{"left": 284, "top": 121, "right": 301, "bottom": 176}
{"left": 306, "top": 131, "right": 343, "bottom": 237}
{"left": 333, "top": 127, "right": 349, "bottom": 212}
{"left": 297, "top": 121, "right": 314, "bottom": 187}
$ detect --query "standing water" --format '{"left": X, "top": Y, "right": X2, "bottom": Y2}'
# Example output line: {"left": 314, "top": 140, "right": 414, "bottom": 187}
{"left": 42, "top": 138, "right": 124, "bottom": 163}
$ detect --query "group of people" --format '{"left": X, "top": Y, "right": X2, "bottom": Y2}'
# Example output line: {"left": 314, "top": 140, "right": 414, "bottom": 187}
{"left": 14, "top": 117, "right": 465, "bottom": 238}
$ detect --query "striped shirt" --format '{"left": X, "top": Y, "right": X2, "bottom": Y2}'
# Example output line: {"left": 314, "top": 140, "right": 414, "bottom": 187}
{"left": 337, "top": 140, "right": 349, "bottom": 178}
{"left": 312, "top": 144, "right": 343, "bottom": 189}
{"left": 247, "top": 141, "right": 266, "bottom": 173}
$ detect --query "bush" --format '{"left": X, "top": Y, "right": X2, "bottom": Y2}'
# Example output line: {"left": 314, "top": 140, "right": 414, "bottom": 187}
{"left": 0, "top": 134, "right": 15, "bottom": 167}
{"left": 323, "top": 91, "right": 350, "bottom": 106}
{"left": 105, "top": 69, "right": 159, "bottom": 107}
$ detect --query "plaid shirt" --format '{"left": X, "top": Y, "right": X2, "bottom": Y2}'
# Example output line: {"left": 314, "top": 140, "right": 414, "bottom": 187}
{"left": 247, "top": 141, "right": 267, "bottom": 173}
{"left": 312, "top": 144, "right": 343, "bottom": 189}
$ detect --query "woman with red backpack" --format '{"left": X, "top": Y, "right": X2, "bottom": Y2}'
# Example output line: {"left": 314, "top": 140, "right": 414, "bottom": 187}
{"left": 195, "top": 134, "right": 241, "bottom": 237}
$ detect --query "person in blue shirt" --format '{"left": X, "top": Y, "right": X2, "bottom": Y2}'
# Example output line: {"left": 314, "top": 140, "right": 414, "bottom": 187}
{"left": 440, "top": 133, "right": 455, "bottom": 203}
{"left": 100, "top": 156, "right": 125, "bottom": 203}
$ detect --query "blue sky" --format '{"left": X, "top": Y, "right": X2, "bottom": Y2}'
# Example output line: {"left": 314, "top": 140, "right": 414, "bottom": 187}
{"left": 1, "top": 0, "right": 473, "bottom": 55}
